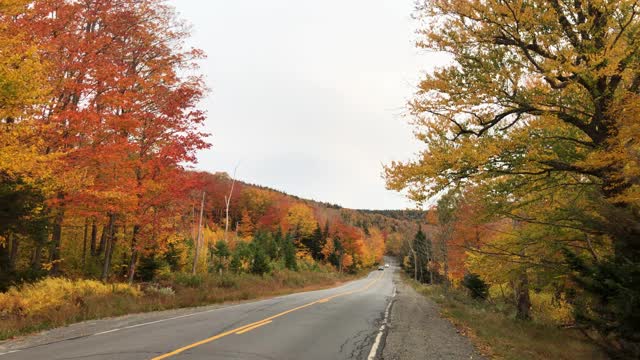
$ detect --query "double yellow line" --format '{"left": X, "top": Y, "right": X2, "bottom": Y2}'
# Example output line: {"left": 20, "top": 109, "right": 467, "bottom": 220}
{"left": 151, "top": 272, "right": 384, "bottom": 359}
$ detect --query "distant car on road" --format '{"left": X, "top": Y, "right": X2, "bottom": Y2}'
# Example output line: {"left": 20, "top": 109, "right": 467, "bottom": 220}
{"left": 378, "top": 266, "right": 384, "bottom": 271}
{"left": 385, "top": 264, "right": 389, "bottom": 268}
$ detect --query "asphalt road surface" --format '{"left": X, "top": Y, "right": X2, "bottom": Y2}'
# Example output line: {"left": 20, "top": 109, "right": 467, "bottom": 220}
{"left": 0, "top": 266, "right": 396, "bottom": 360}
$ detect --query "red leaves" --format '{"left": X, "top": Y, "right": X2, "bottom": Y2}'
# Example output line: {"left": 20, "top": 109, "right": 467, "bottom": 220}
{"left": 21, "top": 0, "right": 210, "bottom": 248}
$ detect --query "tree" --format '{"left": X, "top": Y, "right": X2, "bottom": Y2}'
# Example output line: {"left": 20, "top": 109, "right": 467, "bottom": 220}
{"left": 413, "top": 227, "right": 432, "bottom": 283}
{"left": 306, "top": 223, "right": 325, "bottom": 260}
{"left": 213, "top": 240, "right": 231, "bottom": 272}
{"left": 283, "top": 233, "right": 297, "bottom": 271}
{"left": 385, "top": 1, "right": 640, "bottom": 354}
{"left": 284, "top": 204, "right": 316, "bottom": 239}
{"left": 251, "top": 244, "right": 270, "bottom": 275}
{"left": 238, "top": 209, "right": 255, "bottom": 237}
{"left": 462, "top": 273, "right": 489, "bottom": 300}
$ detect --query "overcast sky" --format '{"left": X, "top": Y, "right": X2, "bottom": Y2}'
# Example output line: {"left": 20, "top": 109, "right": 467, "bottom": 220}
{"left": 168, "top": 0, "right": 446, "bottom": 210}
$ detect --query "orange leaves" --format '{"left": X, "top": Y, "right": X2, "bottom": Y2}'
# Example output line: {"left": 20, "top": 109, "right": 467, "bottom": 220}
{"left": 237, "top": 209, "right": 255, "bottom": 237}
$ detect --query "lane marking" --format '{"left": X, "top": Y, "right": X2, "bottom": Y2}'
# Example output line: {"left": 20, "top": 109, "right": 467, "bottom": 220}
{"left": 367, "top": 286, "right": 396, "bottom": 360}
{"left": 235, "top": 320, "right": 272, "bottom": 335}
{"left": 151, "top": 272, "right": 385, "bottom": 360}
{"left": 93, "top": 328, "right": 121, "bottom": 336}
{"left": 0, "top": 350, "right": 20, "bottom": 357}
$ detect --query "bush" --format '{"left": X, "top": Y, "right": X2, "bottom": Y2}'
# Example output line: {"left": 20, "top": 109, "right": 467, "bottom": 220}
{"left": 216, "top": 274, "right": 238, "bottom": 289}
{"left": 462, "top": 273, "right": 489, "bottom": 300}
{"left": 144, "top": 283, "right": 175, "bottom": 297}
{"left": 0, "top": 278, "right": 140, "bottom": 317}
{"left": 172, "top": 273, "right": 204, "bottom": 288}
{"left": 136, "top": 255, "right": 163, "bottom": 282}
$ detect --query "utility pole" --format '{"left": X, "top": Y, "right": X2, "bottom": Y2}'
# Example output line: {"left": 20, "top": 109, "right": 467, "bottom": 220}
{"left": 192, "top": 191, "right": 205, "bottom": 275}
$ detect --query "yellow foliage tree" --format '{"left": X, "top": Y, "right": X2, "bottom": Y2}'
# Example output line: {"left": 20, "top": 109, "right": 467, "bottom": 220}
{"left": 283, "top": 203, "right": 316, "bottom": 238}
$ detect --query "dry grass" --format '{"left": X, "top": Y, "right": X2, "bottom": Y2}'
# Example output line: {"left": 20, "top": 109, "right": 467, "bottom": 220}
{"left": 404, "top": 276, "right": 608, "bottom": 360}
{"left": 0, "top": 270, "right": 354, "bottom": 341}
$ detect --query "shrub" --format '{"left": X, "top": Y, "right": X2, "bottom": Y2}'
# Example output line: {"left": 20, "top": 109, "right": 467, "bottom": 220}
{"left": 144, "top": 283, "right": 175, "bottom": 297}
{"left": 172, "top": 273, "right": 204, "bottom": 288}
{"left": 216, "top": 274, "right": 238, "bottom": 289}
{"left": 136, "top": 255, "right": 163, "bottom": 282}
{"left": 0, "top": 278, "right": 140, "bottom": 317}
{"left": 462, "top": 273, "right": 489, "bottom": 300}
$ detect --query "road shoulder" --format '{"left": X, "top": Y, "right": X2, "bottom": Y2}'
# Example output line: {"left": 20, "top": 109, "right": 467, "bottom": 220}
{"left": 381, "top": 273, "right": 485, "bottom": 360}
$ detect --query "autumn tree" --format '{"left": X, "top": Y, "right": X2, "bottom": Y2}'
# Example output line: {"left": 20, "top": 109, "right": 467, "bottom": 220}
{"left": 238, "top": 209, "right": 255, "bottom": 237}
{"left": 386, "top": 0, "right": 640, "bottom": 355}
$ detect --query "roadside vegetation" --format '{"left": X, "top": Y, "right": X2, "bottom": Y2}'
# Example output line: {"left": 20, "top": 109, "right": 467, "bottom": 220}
{"left": 0, "top": 269, "right": 352, "bottom": 341}
{"left": 404, "top": 275, "right": 607, "bottom": 360}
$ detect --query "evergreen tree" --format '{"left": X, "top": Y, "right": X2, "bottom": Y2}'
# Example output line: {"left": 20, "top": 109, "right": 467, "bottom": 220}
{"left": 251, "top": 245, "right": 270, "bottom": 275}
{"left": 213, "top": 240, "right": 230, "bottom": 271}
{"left": 413, "top": 228, "right": 431, "bottom": 283}
{"left": 283, "top": 233, "right": 297, "bottom": 271}
{"left": 136, "top": 253, "right": 161, "bottom": 281}
{"left": 273, "top": 227, "right": 284, "bottom": 260}
{"left": 307, "top": 223, "right": 325, "bottom": 260}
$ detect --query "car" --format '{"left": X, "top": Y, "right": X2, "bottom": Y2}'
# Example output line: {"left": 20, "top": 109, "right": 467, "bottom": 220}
{"left": 384, "top": 264, "right": 389, "bottom": 268}
{"left": 378, "top": 266, "right": 384, "bottom": 271}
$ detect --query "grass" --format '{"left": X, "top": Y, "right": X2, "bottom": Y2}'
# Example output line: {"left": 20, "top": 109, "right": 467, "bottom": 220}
{"left": 402, "top": 275, "right": 608, "bottom": 360}
{"left": 0, "top": 270, "right": 356, "bottom": 341}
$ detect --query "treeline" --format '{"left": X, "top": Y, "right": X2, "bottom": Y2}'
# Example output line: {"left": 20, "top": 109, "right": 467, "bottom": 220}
{"left": 0, "top": 0, "right": 403, "bottom": 291}
{"left": 387, "top": 1, "right": 640, "bottom": 358}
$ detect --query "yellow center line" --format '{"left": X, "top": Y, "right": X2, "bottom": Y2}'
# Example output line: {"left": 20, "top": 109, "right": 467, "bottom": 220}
{"left": 235, "top": 320, "right": 272, "bottom": 334}
{"left": 150, "top": 272, "right": 385, "bottom": 360}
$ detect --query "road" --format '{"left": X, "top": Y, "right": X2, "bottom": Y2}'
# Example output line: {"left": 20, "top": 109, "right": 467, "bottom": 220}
{"left": 0, "top": 266, "right": 396, "bottom": 360}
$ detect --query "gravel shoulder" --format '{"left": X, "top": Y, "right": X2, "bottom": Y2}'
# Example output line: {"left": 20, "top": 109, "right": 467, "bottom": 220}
{"left": 381, "top": 273, "right": 485, "bottom": 360}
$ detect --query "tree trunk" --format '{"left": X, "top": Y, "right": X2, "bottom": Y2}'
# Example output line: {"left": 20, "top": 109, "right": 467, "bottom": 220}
{"left": 127, "top": 224, "right": 140, "bottom": 284}
{"left": 0, "top": 236, "right": 9, "bottom": 273}
{"left": 101, "top": 213, "right": 116, "bottom": 282}
{"left": 96, "top": 224, "right": 108, "bottom": 256}
{"left": 224, "top": 167, "right": 238, "bottom": 242}
{"left": 441, "top": 226, "right": 451, "bottom": 293}
{"left": 515, "top": 270, "right": 532, "bottom": 320}
{"left": 50, "top": 209, "right": 65, "bottom": 275}
{"left": 8, "top": 234, "right": 18, "bottom": 272}
{"left": 90, "top": 218, "right": 98, "bottom": 256}
{"left": 82, "top": 218, "right": 89, "bottom": 270}
{"left": 413, "top": 250, "right": 418, "bottom": 281}
{"left": 31, "top": 242, "right": 43, "bottom": 271}
{"left": 192, "top": 191, "right": 205, "bottom": 275}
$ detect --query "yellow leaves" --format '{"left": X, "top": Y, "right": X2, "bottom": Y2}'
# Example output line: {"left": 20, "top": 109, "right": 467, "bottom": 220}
{"left": 284, "top": 203, "right": 315, "bottom": 238}
{"left": 0, "top": 278, "right": 140, "bottom": 317}
{"left": 0, "top": 1, "right": 48, "bottom": 119}
{"left": 321, "top": 238, "right": 335, "bottom": 261}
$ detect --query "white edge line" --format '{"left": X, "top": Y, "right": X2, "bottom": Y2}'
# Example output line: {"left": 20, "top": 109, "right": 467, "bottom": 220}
{"left": 93, "top": 328, "right": 121, "bottom": 335}
{"left": 367, "top": 287, "right": 396, "bottom": 360}
{"left": 91, "top": 302, "right": 248, "bottom": 336}
{"left": 0, "top": 350, "right": 21, "bottom": 357}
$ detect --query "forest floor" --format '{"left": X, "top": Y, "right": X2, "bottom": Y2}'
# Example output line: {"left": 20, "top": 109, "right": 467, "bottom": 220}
{"left": 0, "top": 270, "right": 356, "bottom": 342}
{"left": 400, "top": 274, "right": 609, "bottom": 360}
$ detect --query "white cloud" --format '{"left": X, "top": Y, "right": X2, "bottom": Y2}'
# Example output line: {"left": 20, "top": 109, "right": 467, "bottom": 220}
{"left": 169, "top": 0, "right": 447, "bottom": 209}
